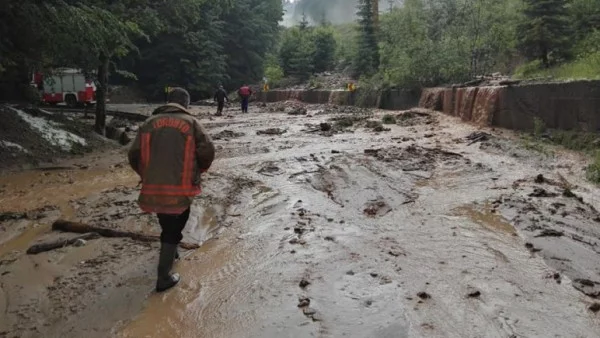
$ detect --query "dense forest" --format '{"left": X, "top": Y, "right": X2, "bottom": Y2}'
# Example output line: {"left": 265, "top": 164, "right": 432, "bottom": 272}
{"left": 275, "top": 0, "right": 600, "bottom": 88}
{"left": 2, "top": 0, "right": 600, "bottom": 133}
{"left": 0, "top": 0, "right": 282, "bottom": 100}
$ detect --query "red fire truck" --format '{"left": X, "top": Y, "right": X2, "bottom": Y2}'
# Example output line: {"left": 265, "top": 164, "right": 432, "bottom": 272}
{"left": 32, "top": 68, "right": 96, "bottom": 107}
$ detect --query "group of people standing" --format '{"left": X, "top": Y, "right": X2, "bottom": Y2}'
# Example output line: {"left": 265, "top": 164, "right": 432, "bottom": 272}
{"left": 213, "top": 84, "right": 253, "bottom": 116}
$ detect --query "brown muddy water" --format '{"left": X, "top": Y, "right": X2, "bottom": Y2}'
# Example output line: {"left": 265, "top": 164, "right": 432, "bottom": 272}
{"left": 1, "top": 104, "right": 600, "bottom": 338}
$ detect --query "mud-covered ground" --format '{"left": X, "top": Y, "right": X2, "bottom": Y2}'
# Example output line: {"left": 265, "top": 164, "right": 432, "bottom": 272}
{"left": 1, "top": 103, "right": 600, "bottom": 338}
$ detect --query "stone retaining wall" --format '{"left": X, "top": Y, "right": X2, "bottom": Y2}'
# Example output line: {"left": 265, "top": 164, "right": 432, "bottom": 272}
{"left": 257, "top": 88, "right": 420, "bottom": 110}
{"left": 419, "top": 80, "right": 600, "bottom": 131}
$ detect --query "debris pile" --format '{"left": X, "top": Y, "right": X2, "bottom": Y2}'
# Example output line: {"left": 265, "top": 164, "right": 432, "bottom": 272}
{"left": 212, "top": 130, "right": 246, "bottom": 140}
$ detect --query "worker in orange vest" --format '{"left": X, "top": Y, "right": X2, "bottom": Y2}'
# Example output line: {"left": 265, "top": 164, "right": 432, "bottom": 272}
{"left": 128, "top": 87, "right": 215, "bottom": 292}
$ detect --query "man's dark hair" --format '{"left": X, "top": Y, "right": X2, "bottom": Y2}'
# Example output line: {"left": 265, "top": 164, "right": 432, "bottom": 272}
{"left": 168, "top": 87, "right": 190, "bottom": 108}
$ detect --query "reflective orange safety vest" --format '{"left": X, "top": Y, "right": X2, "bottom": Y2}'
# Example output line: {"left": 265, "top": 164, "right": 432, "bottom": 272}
{"left": 137, "top": 114, "right": 201, "bottom": 214}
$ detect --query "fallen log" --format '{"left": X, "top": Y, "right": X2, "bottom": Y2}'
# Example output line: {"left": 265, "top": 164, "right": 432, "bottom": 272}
{"left": 27, "top": 232, "right": 101, "bottom": 254}
{"left": 52, "top": 220, "right": 200, "bottom": 249}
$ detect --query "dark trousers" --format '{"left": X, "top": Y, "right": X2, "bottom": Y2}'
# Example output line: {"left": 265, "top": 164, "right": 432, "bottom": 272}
{"left": 216, "top": 101, "right": 224, "bottom": 115}
{"left": 241, "top": 97, "right": 249, "bottom": 113}
{"left": 157, "top": 208, "right": 190, "bottom": 244}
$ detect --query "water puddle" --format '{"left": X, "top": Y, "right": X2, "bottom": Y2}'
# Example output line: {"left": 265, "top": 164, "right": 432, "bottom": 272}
{"left": 0, "top": 167, "right": 137, "bottom": 214}
{"left": 0, "top": 222, "right": 49, "bottom": 258}
{"left": 0, "top": 167, "right": 137, "bottom": 258}
{"left": 454, "top": 204, "right": 517, "bottom": 235}
{"left": 117, "top": 236, "right": 251, "bottom": 338}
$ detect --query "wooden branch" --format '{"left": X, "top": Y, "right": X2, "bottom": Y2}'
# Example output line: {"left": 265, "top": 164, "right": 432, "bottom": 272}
{"left": 51, "top": 220, "right": 200, "bottom": 250}
{"left": 27, "top": 233, "right": 101, "bottom": 255}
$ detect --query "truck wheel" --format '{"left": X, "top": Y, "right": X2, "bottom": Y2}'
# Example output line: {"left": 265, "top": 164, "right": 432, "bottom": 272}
{"left": 65, "top": 94, "right": 77, "bottom": 108}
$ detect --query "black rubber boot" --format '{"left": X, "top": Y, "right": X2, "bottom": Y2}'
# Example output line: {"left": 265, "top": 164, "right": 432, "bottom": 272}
{"left": 156, "top": 243, "right": 180, "bottom": 292}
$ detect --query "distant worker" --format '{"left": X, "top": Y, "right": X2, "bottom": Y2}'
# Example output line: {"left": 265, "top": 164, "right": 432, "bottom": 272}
{"left": 128, "top": 87, "right": 215, "bottom": 293}
{"left": 238, "top": 84, "right": 253, "bottom": 113}
{"left": 213, "top": 85, "right": 229, "bottom": 116}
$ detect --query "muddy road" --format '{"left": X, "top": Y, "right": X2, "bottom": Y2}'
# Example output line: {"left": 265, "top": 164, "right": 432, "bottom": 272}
{"left": 1, "top": 103, "right": 599, "bottom": 337}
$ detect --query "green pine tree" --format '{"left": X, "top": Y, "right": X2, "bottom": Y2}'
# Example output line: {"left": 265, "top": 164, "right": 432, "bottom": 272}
{"left": 299, "top": 12, "right": 310, "bottom": 30}
{"left": 354, "top": 0, "right": 380, "bottom": 76}
{"left": 279, "top": 28, "right": 314, "bottom": 79}
{"left": 518, "top": 0, "right": 572, "bottom": 67}
{"left": 311, "top": 28, "right": 336, "bottom": 73}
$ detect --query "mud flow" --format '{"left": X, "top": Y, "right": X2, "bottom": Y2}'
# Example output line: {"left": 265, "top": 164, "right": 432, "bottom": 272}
{"left": 1, "top": 103, "right": 600, "bottom": 338}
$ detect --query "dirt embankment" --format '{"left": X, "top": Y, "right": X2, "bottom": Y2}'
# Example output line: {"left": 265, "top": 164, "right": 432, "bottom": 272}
{"left": 1, "top": 102, "right": 600, "bottom": 338}
{"left": 0, "top": 105, "right": 114, "bottom": 170}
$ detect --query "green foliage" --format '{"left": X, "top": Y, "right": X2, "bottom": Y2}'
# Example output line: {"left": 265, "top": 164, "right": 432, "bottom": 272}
{"left": 1, "top": 0, "right": 283, "bottom": 101}
{"left": 277, "top": 24, "right": 337, "bottom": 80}
{"left": 355, "top": 74, "right": 383, "bottom": 107}
{"left": 264, "top": 54, "right": 285, "bottom": 87}
{"left": 382, "top": 114, "right": 396, "bottom": 124}
{"left": 279, "top": 27, "right": 315, "bottom": 79}
{"left": 518, "top": 0, "right": 572, "bottom": 67}
{"left": 333, "top": 24, "right": 359, "bottom": 71}
{"left": 312, "top": 27, "right": 337, "bottom": 73}
{"left": 354, "top": 0, "right": 379, "bottom": 77}
{"left": 515, "top": 29, "right": 600, "bottom": 80}
{"left": 533, "top": 117, "right": 547, "bottom": 138}
{"left": 570, "top": 0, "right": 600, "bottom": 40}
{"left": 377, "top": 0, "right": 519, "bottom": 88}
{"left": 586, "top": 151, "right": 600, "bottom": 184}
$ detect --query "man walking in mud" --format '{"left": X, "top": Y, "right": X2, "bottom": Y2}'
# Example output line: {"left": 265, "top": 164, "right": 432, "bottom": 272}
{"left": 238, "top": 84, "right": 252, "bottom": 113}
{"left": 213, "top": 85, "right": 229, "bottom": 116}
{"left": 128, "top": 87, "right": 215, "bottom": 292}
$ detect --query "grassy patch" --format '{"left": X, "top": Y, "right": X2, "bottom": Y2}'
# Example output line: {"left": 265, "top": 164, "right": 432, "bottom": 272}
{"left": 334, "top": 118, "right": 354, "bottom": 128}
{"left": 382, "top": 114, "right": 396, "bottom": 124}
{"left": 523, "top": 127, "right": 600, "bottom": 184}
{"left": 514, "top": 53, "right": 600, "bottom": 80}
{"left": 586, "top": 151, "right": 600, "bottom": 184}
{"left": 521, "top": 137, "right": 554, "bottom": 157}
{"left": 550, "top": 130, "right": 600, "bottom": 152}
{"left": 365, "top": 120, "right": 383, "bottom": 129}
{"left": 533, "top": 117, "right": 546, "bottom": 138}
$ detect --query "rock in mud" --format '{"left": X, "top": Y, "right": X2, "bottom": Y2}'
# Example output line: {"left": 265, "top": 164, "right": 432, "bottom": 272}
{"left": 465, "top": 131, "right": 490, "bottom": 145}
{"left": 535, "top": 174, "right": 546, "bottom": 184}
{"left": 257, "top": 128, "right": 286, "bottom": 136}
{"left": 562, "top": 188, "right": 584, "bottom": 202}
{"left": 417, "top": 292, "right": 431, "bottom": 300}
{"left": 388, "top": 249, "right": 405, "bottom": 257}
{"left": 299, "top": 278, "right": 311, "bottom": 289}
{"left": 320, "top": 123, "right": 332, "bottom": 131}
{"left": 573, "top": 279, "right": 600, "bottom": 298}
{"left": 73, "top": 239, "right": 87, "bottom": 247}
{"left": 302, "top": 307, "right": 316, "bottom": 316}
{"left": 363, "top": 200, "right": 392, "bottom": 217}
{"left": 287, "top": 107, "right": 307, "bottom": 115}
{"left": 258, "top": 164, "right": 282, "bottom": 176}
{"left": 529, "top": 188, "right": 558, "bottom": 198}
{"left": 589, "top": 303, "right": 600, "bottom": 313}
{"left": 298, "top": 296, "right": 310, "bottom": 307}
{"left": 0, "top": 211, "right": 27, "bottom": 221}
{"left": 467, "top": 288, "right": 481, "bottom": 298}
{"left": 534, "top": 229, "right": 564, "bottom": 237}
{"left": 212, "top": 130, "right": 245, "bottom": 140}
{"left": 373, "top": 125, "right": 391, "bottom": 132}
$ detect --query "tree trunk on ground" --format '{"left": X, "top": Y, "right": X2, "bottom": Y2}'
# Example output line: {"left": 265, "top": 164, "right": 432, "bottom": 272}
{"left": 52, "top": 219, "right": 201, "bottom": 250}
{"left": 95, "top": 52, "right": 109, "bottom": 135}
